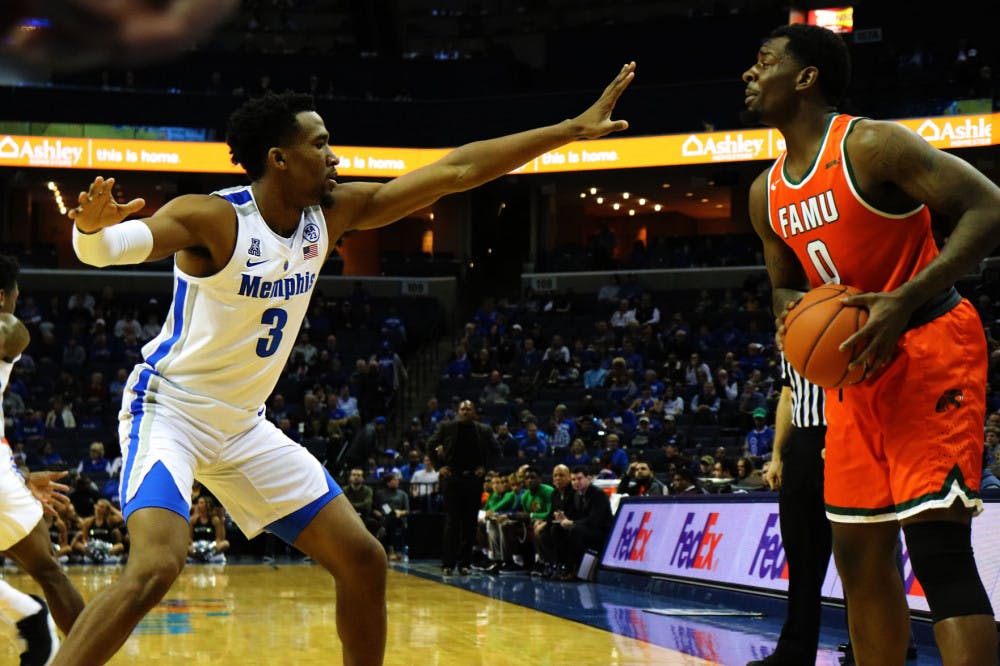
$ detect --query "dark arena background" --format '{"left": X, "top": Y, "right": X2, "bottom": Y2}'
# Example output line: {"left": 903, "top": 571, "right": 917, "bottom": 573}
{"left": 1, "top": 1, "right": 999, "bottom": 664}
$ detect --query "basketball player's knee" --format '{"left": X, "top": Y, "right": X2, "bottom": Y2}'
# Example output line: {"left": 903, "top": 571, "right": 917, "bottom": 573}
{"left": 904, "top": 521, "right": 993, "bottom": 623}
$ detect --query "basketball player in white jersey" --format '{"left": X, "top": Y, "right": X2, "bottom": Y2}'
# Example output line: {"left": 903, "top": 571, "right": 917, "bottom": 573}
{"left": 60, "top": 64, "right": 636, "bottom": 665}
{"left": 0, "top": 255, "right": 85, "bottom": 665}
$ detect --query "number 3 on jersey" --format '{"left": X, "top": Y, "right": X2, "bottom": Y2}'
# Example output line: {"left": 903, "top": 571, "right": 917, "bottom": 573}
{"left": 257, "top": 308, "right": 288, "bottom": 357}
{"left": 805, "top": 239, "right": 841, "bottom": 285}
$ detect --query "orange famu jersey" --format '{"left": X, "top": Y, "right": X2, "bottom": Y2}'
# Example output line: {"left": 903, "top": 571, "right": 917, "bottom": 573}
{"left": 766, "top": 114, "right": 939, "bottom": 292}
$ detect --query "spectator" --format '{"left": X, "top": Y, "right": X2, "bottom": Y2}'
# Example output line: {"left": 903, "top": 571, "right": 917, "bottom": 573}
{"left": 398, "top": 450, "right": 423, "bottom": 482}
{"left": 617, "top": 461, "right": 667, "bottom": 496}
{"left": 609, "top": 299, "right": 637, "bottom": 335}
{"left": 596, "top": 275, "right": 622, "bottom": 303}
{"left": 603, "top": 433, "right": 629, "bottom": 477}
{"left": 684, "top": 352, "right": 712, "bottom": 387}
{"left": 629, "top": 415, "right": 662, "bottom": 451}
{"left": 343, "top": 468, "right": 377, "bottom": 535}
{"left": 373, "top": 449, "right": 402, "bottom": 482}
{"left": 550, "top": 466, "right": 613, "bottom": 580}
{"left": 563, "top": 438, "right": 592, "bottom": 469}
{"left": 691, "top": 381, "right": 721, "bottom": 425}
{"left": 444, "top": 344, "right": 472, "bottom": 379}
{"left": 670, "top": 468, "right": 702, "bottom": 495}
{"left": 517, "top": 422, "right": 549, "bottom": 461}
{"left": 745, "top": 408, "right": 776, "bottom": 459}
{"left": 634, "top": 293, "right": 661, "bottom": 326}
{"left": 479, "top": 370, "right": 510, "bottom": 406}
{"left": 410, "top": 456, "right": 440, "bottom": 502}
{"left": 75, "top": 442, "right": 111, "bottom": 480}
{"left": 45, "top": 395, "right": 77, "bottom": 431}
{"left": 373, "top": 473, "right": 409, "bottom": 561}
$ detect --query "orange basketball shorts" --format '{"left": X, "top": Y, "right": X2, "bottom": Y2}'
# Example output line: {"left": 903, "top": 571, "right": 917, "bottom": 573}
{"left": 823, "top": 299, "right": 986, "bottom": 523}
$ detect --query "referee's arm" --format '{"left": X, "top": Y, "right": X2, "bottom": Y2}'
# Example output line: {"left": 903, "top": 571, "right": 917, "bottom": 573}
{"left": 765, "top": 385, "right": 793, "bottom": 490}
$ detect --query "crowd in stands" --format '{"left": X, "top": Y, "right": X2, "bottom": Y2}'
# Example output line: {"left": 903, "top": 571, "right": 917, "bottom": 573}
{"left": 338, "top": 270, "right": 1000, "bottom": 571}
{"left": 3, "top": 279, "right": 443, "bottom": 564}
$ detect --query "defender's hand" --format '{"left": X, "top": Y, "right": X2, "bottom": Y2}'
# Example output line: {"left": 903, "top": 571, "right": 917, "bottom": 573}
{"left": 569, "top": 62, "right": 635, "bottom": 140}
{"left": 68, "top": 176, "right": 145, "bottom": 233}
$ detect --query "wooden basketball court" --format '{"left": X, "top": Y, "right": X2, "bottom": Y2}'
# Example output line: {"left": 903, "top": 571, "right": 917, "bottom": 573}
{"left": 0, "top": 563, "right": 716, "bottom": 665}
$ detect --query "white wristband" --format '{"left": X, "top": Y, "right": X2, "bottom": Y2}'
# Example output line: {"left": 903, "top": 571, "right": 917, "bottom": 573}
{"left": 72, "top": 221, "right": 154, "bottom": 267}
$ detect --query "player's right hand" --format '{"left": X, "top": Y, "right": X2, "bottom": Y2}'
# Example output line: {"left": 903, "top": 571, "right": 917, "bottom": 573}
{"left": 764, "top": 458, "right": 782, "bottom": 490}
{"left": 774, "top": 298, "right": 801, "bottom": 352}
{"left": 68, "top": 176, "right": 146, "bottom": 233}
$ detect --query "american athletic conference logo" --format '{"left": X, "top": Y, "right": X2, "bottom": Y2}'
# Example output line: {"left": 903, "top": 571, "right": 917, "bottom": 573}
{"left": 303, "top": 222, "right": 321, "bottom": 243}
{"left": 611, "top": 510, "right": 654, "bottom": 562}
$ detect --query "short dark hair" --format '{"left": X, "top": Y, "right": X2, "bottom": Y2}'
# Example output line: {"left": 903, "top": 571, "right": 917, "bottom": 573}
{"left": 0, "top": 254, "right": 19, "bottom": 293}
{"left": 523, "top": 465, "right": 541, "bottom": 477}
{"left": 226, "top": 91, "right": 317, "bottom": 181}
{"left": 571, "top": 465, "right": 590, "bottom": 476}
{"left": 769, "top": 23, "right": 851, "bottom": 106}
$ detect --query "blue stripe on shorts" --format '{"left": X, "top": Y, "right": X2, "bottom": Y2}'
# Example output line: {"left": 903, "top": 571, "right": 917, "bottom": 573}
{"left": 266, "top": 468, "right": 343, "bottom": 545}
{"left": 122, "top": 459, "right": 190, "bottom": 523}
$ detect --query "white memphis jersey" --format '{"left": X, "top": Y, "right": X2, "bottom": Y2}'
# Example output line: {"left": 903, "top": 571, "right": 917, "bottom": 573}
{"left": 127, "top": 185, "right": 327, "bottom": 431}
{"left": 0, "top": 355, "right": 17, "bottom": 440}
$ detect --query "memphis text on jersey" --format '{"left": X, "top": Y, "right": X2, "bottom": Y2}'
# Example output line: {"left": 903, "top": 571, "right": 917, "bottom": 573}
{"left": 238, "top": 271, "right": 317, "bottom": 300}
{"left": 775, "top": 189, "right": 838, "bottom": 239}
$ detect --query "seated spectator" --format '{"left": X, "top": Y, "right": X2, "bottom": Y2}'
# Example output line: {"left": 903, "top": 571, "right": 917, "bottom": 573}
{"left": 343, "top": 467, "right": 378, "bottom": 535}
{"left": 45, "top": 395, "right": 77, "bottom": 431}
{"left": 690, "top": 381, "right": 721, "bottom": 425}
{"left": 373, "top": 449, "right": 402, "bottom": 482}
{"left": 479, "top": 370, "right": 510, "bottom": 406}
{"left": 548, "top": 466, "right": 613, "bottom": 580}
{"left": 744, "top": 408, "right": 775, "bottom": 459}
{"left": 336, "top": 384, "right": 360, "bottom": 419}
{"left": 14, "top": 409, "right": 46, "bottom": 444}
{"left": 583, "top": 359, "right": 609, "bottom": 390}
{"left": 684, "top": 352, "right": 711, "bottom": 387}
{"left": 398, "top": 450, "right": 424, "bottom": 482}
{"left": 609, "top": 299, "right": 637, "bottom": 335}
{"left": 629, "top": 414, "right": 662, "bottom": 451}
{"left": 444, "top": 344, "right": 472, "bottom": 379}
{"left": 563, "top": 438, "right": 592, "bottom": 469}
{"left": 38, "top": 441, "right": 66, "bottom": 468}
{"left": 373, "top": 473, "right": 409, "bottom": 561}
{"left": 670, "top": 468, "right": 703, "bottom": 495}
{"left": 597, "top": 275, "right": 622, "bottom": 303}
{"left": 517, "top": 422, "right": 549, "bottom": 461}
{"left": 617, "top": 461, "right": 667, "bottom": 496}
{"left": 75, "top": 441, "right": 112, "bottom": 480}
{"left": 410, "top": 455, "right": 440, "bottom": 503}
{"left": 494, "top": 422, "right": 518, "bottom": 458}
{"left": 602, "top": 433, "right": 629, "bottom": 477}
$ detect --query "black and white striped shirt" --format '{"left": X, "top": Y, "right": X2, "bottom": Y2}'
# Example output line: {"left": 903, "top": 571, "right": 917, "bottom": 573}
{"left": 780, "top": 355, "right": 826, "bottom": 428}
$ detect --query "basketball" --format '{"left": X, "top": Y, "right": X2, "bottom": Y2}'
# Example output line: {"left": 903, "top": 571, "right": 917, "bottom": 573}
{"left": 782, "top": 284, "right": 869, "bottom": 388}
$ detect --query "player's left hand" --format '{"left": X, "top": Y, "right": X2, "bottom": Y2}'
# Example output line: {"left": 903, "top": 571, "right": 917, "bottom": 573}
{"left": 838, "top": 290, "right": 911, "bottom": 379}
{"left": 26, "top": 470, "right": 71, "bottom": 517}
{"left": 569, "top": 62, "right": 635, "bottom": 139}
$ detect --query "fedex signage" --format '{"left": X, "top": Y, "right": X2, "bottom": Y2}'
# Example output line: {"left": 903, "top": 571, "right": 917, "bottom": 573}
{"left": 602, "top": 497, "right": 1000, "bottom": 621}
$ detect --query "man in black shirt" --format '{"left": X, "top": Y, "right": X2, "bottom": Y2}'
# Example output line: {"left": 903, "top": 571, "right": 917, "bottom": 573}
{"left": 430, "top": 400, "right": 498, "bottom": 575}
{"left": 551, "top": 466, "right": 613, "bottom": 581}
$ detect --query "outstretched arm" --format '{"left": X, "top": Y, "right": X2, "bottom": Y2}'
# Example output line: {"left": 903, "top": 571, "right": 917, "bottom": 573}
{"left": 340, "top": 62, "right": 636, "bottom": 231}
{"left": 69, "top": 177, "right": 233, "bottom": 268}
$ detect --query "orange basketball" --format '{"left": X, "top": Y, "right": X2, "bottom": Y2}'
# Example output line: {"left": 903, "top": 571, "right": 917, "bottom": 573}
{"left": 782, "top": 284, "right": 869, "bottom": 389}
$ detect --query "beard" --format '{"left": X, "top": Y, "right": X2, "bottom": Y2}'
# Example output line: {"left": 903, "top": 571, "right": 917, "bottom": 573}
{"left": 739, "top": 108, "right": 762, "bottom": 126}
{"left": 320, "top": 191, "right": 337, "bottom": 208}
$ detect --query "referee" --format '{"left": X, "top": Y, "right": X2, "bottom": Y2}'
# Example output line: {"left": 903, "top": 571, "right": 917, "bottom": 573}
{"left": 748, "top": 355, "right": 829, "bottom": 666}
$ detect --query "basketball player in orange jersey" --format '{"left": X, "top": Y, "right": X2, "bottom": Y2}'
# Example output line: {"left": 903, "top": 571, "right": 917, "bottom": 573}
{"left": 744, "top": 24, "right": 1000, "bottom": 666}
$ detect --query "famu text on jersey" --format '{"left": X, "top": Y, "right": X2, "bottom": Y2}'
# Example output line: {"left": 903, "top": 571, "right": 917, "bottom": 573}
{"left": 775, "top": 189, "right": 839, "bottom": 238}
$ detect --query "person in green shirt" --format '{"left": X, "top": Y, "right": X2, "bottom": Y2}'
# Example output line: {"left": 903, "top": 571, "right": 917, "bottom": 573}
{"left": 486, "top": 466, "right": 553, "bottom": 574}
{"left": 478, "top": 475, "right": 518, "bottom": 568}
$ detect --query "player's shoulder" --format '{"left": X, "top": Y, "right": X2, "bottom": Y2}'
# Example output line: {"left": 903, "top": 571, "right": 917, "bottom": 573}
{"left": 846, "top": 117, "right": 918, "bottom": 153}
{"left": 160, "top": 193, "right": 233, "bottom": 219}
